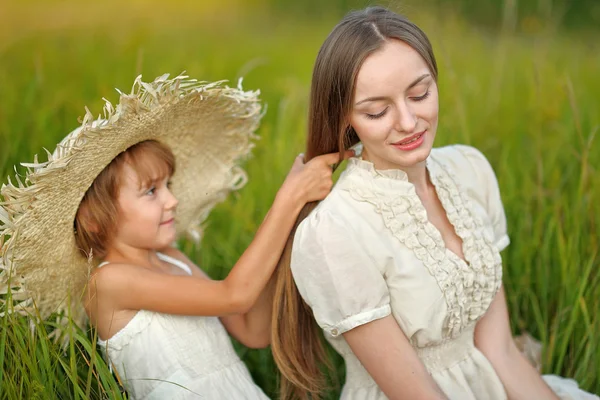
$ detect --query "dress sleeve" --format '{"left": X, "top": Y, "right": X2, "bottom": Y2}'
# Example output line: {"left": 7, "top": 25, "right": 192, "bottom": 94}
{"left": 290, "top": 209, "right": 391, "bottom": 337}
{"left": 454, "top": 145, "right": 510, "bottom": 251}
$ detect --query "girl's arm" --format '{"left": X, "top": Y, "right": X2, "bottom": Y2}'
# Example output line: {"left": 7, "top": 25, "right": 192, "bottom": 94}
{"left": 90, "top": 151, "right": 352, "bottom": 318}
{"left": 158, "top": 246, "right": 274, "bottom": 349}
{"left": 343, "top": 315, "right": 448, "bottom": 400}
{"left": 219, "top": 279, "right": 275, "bottom": 348}
{"left": 474, "top": 286, "right": 559, "bottom": 400}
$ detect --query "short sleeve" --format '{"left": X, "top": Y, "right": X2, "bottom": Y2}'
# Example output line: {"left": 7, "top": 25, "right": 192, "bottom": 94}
{"left": 455, "top": 145, "right": 510, "bottom": 251}
{"left": 291, "top": 209, "right": 391, "bottom": 337}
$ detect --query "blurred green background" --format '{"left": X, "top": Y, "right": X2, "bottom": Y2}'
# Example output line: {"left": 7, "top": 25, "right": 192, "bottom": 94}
{"left": 1, "top": 0, "right": 599, "bottom": 398}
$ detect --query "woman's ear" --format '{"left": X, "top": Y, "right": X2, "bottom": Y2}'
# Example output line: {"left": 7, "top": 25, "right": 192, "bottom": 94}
{"left": 343, "top": 125, "right": 361, "bottom": 152}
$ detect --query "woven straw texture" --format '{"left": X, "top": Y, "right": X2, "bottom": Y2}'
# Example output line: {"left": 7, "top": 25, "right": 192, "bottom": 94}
{"left": 0, "top": 73, "right": 262, "bottom": 327}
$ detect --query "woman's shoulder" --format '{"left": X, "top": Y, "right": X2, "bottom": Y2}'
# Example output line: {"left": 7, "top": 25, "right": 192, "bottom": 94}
{"left": 431, "top": 144, "right": 494, "bottom": 175}
{"left": 293, "top": 194, "right": 364, "bottom": 259}
{"left": 431, "top": 144, "right": 500, "bottom": 192}
{"left": 431, "top": 145, "right": 508, "bottom": 234}
{"left": 296, "top": 205, "right": 339, "bottom": 242}
{"left": 297, "top": 187, "right": 358, "bottom": 234}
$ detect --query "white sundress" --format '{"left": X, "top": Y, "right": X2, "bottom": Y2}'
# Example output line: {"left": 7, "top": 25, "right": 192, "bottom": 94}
{"left": 97, "top": 252, "right": 269, "bottom": 400}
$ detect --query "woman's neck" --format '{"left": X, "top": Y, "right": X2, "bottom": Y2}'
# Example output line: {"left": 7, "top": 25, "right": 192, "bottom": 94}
{"left": 362, "top": 150, "right": 432, "bottom": 196}
{"left": 402, "top": 162, "right": 433, "bottom": 197}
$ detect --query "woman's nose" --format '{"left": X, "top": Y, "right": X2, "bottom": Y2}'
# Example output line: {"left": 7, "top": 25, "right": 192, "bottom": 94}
{"left": 394, "top": 101, "right": 418, "bottom": 133}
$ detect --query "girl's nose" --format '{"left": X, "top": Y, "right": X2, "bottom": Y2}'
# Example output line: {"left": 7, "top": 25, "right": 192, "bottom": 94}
{"left": 165, "top": 189, "right": 179, "bottom": 211}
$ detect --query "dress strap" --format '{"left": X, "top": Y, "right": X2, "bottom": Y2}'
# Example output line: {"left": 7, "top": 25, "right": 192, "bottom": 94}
{"left": 157, "top": 252, "right": 193, "bottom": 276}
{"left": 96, "top": 254, "right": 192, "bottom": 276}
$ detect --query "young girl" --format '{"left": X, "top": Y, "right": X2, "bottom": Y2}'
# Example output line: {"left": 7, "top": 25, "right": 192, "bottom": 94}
{"left": 0, "top": 74, "right": 351, "bottom": 399}
{"left": 270, "top": 7, "right": 598, "bottom": 400}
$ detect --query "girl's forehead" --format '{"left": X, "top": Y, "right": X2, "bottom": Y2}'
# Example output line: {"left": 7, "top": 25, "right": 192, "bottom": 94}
{"left": 123, "top": 151, "right": 172, "bottom": 184}
{"left": 118, "top": 163, "right": 143, "bottom": 189}
{"left": 119, "top": 160, "right": 168, "bottom": 190}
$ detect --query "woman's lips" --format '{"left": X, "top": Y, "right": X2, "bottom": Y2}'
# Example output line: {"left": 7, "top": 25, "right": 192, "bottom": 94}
{"left": 390, "top": 131, "right": 426, "bottom": 151}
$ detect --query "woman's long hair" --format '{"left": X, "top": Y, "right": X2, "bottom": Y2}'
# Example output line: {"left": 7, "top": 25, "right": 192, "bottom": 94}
{"left": 271, "top": 6, "right": 438, "bottom": 399}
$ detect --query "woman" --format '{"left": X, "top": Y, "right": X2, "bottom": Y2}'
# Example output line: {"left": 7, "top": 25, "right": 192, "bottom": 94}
{"left": 270, "top": 6, "right": 598, "bottom": 400}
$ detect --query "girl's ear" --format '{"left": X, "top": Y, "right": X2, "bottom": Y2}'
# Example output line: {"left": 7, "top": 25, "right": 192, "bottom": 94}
{"left": 77, "top": 203, "right": 99, "bottom": 233}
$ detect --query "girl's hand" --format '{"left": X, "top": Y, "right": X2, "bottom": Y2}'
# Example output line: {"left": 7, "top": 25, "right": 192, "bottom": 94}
{"left": 280, "top": 150, "right": 355, "bottom": 205}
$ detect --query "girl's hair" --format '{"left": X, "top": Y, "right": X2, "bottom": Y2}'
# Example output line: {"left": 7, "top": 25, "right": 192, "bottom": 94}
{"left": 74, "top": 140, "right": 175, "bottom": 260}
{"left": 271, "top": 6, "right": 438, "bottom": 399}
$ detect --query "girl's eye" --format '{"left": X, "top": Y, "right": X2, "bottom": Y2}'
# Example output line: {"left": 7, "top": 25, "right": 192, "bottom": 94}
{"left": 365, "top": 107, "right": 388, "bottom": 120}
{"left": 166, "top": 180, "right": 173, "bottom": 189}
{"left": 145, "top": 186, "right": 156, "bottom": 196}
{"left": 411, "top": 90, "right": 430, "bottom": 102}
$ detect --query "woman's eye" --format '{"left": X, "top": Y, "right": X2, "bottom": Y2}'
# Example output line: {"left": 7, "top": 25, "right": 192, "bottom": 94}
{"left": 365, "top": 108, "right": 388, "bottom": 120}
{"left": 411, "top": 90, "right": 430, "bottom": 102}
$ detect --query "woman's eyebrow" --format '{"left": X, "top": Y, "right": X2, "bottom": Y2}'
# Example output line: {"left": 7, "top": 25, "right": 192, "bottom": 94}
{"left": 406, "top": 73, "right": 431, "bottom": 90}
{"left": 354, "top": 73, "right": 431, "bottom": 106}
{"left": 354, "top": 96, "right": 387, "bottom": 106}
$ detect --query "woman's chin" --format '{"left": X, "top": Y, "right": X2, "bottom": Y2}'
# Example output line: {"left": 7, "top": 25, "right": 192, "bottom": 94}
{"left": 390, "top": 146, "right": 432, "bottom": 169}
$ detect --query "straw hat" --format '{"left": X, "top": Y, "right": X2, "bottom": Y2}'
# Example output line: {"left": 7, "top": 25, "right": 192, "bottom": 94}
{"left": 0, "top": 73, "right": 262, "bottom": 327}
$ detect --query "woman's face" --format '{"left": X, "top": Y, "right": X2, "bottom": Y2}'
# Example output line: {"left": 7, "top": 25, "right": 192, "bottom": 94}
{"left": 349, "top": 39, "right": 439, "bottom": 171}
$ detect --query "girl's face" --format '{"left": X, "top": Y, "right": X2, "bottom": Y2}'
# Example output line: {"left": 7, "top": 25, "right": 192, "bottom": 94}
{"left": 112, "top": 162, "right": 178, "bottom": 251}
{"left": 349, "top": 39, "right": 439, "bottom": 171}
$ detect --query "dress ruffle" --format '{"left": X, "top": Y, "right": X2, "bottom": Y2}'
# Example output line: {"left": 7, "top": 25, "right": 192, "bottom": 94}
{"left": 343, "top": 157, "right": 502, "bottom": 339}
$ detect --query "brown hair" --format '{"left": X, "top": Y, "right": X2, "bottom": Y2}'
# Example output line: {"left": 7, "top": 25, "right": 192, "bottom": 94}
{"left": 74, "top": 140, "right": 176, "bottom": 260}
{"left": 271, "top": 6, "right": 438, "bottom": 399}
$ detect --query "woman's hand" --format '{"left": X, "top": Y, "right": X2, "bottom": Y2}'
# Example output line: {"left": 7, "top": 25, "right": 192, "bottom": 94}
{"left": 279, "top": 150, "right": 354, "bottom": 205}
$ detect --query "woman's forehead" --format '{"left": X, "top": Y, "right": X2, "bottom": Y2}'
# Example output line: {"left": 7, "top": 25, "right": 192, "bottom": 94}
{"left": 354, "top": 40, "right": 431, "bottom": 98}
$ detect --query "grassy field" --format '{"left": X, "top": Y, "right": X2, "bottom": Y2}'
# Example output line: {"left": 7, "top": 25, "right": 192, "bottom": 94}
{"left": 1, "top": 0, "right": 599, "bottom": 398}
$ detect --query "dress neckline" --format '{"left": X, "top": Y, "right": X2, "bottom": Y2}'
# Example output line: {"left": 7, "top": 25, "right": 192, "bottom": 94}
{"left": 346, "top": 157, "right": 413, "bottom": 181}
{"left": 338, "top": 147, "right": 503, "bottom": 338}
{"left": 343, "top": 153, "right": 468, "bottom": 265}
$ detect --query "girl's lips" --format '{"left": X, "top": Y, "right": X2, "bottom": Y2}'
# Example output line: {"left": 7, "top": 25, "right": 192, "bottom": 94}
{"left": 390, "top": 131, "right": 426, "bottom": 151}
{"left": 160, "top": 218, "right": 174, "bottom": 225}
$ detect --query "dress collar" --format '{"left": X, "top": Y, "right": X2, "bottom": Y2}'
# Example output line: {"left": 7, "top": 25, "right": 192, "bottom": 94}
{"left": 343, "top": 152, "right": 440, "bottom": 186}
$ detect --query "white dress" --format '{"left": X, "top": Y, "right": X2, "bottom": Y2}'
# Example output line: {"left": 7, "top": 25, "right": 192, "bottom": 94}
{"left": 291, "top": 145, "right": 598, "bottom": 400}
{"left": 97, "top": 252, "right": 269, "bottom": 400}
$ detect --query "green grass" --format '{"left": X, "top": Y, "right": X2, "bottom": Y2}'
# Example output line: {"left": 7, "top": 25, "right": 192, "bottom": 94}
{"left": 1, "top": 0, "right": 599, "bottom": 398}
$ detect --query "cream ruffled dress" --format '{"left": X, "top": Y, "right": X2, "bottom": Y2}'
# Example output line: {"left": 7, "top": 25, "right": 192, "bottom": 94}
{"left": 291, "top": 145, "right": 598, "bottom": 400}
{"left": 97, "top": 252, "right": 269, "bottom": 400}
